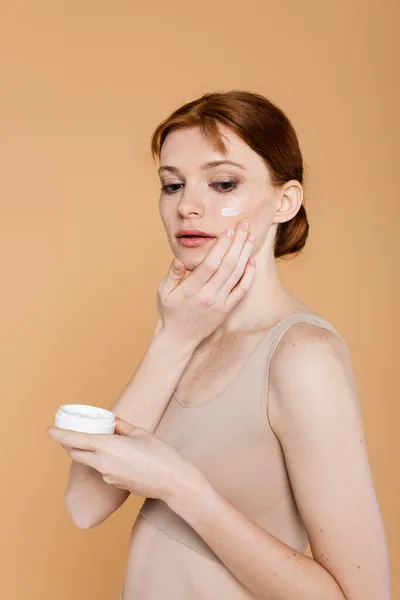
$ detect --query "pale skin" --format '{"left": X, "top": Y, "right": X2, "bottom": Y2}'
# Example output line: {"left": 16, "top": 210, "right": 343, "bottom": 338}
{"left": 158, "top": 123, "right": 309, "bottom": 336}
{"left": 48, "top": 124, "right": 391, "bottom": 599}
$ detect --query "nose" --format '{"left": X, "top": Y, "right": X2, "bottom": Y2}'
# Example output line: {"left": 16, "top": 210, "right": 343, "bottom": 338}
{"left": 177, "top": 187, "right": 206, "bottom": 218}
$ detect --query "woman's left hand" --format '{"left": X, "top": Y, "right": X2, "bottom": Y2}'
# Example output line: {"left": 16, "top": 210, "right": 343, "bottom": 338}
{"left": 47, "top": 419, "right": 198, "bottom": 503}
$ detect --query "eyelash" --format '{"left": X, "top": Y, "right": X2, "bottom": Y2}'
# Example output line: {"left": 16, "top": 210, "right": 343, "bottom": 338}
{"left": 160, "top": 180, "right": 239, "bottom": 195}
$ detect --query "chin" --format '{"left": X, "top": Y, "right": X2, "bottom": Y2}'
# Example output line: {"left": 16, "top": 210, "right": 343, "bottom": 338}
{"left": 176, "top": 256, "right": 200, "bottom": 272}
{"left": 172, "top": 243, "right": 210, "bottom": 272}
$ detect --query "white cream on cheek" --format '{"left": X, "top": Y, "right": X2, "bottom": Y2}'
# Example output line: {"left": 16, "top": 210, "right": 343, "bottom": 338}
{"left": 221, "top": 205, "right": 243, "bottom": 216}
{"left": 220, "top": 192, "right": 244, "bottom": 217}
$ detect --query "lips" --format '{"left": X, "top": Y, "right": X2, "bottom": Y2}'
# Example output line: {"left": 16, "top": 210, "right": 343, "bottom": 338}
{"left": 176, "top": 236, "right": 214, "bottom": 248}
{"left": 176, "top": 228, "right": 215, "bottom": 238}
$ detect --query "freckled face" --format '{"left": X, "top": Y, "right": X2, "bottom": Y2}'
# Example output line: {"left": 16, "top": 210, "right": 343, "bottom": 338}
{"left": 158, "top": 124, "right": 277, "bottom": 270}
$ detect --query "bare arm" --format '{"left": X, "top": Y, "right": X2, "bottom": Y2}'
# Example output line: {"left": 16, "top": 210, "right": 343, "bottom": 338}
{"left": 65, "top": 327, "right": 195, "bottom": 529}
{"left": 165, "top": 326, "right": 391, "bottom": 600}
{"left": 63, "top": 220, "right": 256, "bottom": 529}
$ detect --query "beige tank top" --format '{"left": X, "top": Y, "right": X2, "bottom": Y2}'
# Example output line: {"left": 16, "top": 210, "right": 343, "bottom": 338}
{"left": 139, "top": 313, "right": 347, "bottom": 564}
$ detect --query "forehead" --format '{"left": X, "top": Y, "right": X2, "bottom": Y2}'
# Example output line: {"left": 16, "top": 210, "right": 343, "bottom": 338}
{"left": 159, "top": 124, "right": 267, "bottom": 173}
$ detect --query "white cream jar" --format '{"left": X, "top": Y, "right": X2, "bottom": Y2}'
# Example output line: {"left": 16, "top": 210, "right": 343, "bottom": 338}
{"left": 54, "top": 404, "right": 116, "bottom": 434}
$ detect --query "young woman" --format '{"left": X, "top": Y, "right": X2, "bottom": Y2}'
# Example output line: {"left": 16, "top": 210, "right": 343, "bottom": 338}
{"left": 48, "top": 90, "right": 391, "bottom": 600}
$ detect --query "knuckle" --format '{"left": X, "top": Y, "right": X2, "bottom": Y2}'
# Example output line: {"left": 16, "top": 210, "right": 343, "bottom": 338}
{"left": 199, "top": 293, "right": 214, "bottom": 308}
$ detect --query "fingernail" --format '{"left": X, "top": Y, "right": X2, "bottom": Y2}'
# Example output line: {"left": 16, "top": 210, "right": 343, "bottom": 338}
{"left": 239, "top": 221, "right": 249, "bottom": 231}
{"left": 248, "top": 233, "right": 256, "bottom": 243}
{"left": 225, "top": 228, "right": 234, "bottom": 237}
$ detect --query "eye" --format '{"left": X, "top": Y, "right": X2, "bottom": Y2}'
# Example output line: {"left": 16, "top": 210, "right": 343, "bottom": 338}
{"left": 211, "top": 180, "right": 238, "bottom": 193}
{"left": 160, "top": 183, "right": 184, "bottom": 194}
{"left": 160, "top": 180, "right": 239, "bottom": 195}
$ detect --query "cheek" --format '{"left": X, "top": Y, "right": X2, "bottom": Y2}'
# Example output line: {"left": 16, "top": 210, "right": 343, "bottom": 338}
{"left": 219, "top": 190, "right": 269, "bottom": 227}
{"left": 219, "top": 189, "right": 245, "bottom": 219}
{"left": 159, "top": 201, "right": 172, "bottom": 228}
{"left": 220, "top": 198, "right": 244, "bottom": 218}
{"left": 219, "top": 184, "right": 270, "bottom": 221}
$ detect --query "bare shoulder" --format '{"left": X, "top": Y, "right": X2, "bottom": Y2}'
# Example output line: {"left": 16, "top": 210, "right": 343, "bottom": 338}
{"left": 267, "top": 320, "right": 356, "bottom": 435}
{"left": 270, "top": 319, "right": 351, "bottom": 375}
{"left": 264, "top": 320, "right": 392, "bottom": 600}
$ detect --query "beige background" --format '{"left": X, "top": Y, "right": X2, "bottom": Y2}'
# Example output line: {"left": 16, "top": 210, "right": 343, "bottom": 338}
{"left": 1, "top": 1, "right": 398, "bottom": 598}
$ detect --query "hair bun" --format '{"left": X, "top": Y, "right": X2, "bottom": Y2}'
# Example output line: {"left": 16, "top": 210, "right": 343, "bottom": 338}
{"left": 274, "top": 204, "right": 309, "bottom": 259}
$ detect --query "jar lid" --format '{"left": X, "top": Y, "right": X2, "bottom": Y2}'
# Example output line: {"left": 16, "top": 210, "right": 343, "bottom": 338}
{"left": 55, "top": 404, "right": 116, "bottom": 434}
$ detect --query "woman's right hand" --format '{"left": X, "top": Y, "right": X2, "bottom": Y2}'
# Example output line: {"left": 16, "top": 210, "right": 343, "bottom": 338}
{"left": 155, "top": 220, "right": 256, "bottom": 351}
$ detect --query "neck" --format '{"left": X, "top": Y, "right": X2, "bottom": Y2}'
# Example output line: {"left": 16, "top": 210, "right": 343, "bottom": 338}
{"left": 210, "top": 243, "right": 306, "bottom": 338}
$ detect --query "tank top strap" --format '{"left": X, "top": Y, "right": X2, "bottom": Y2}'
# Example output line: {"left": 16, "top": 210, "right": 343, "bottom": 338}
{"left": 262, "top": 312, "right": 349, "bottom": 360}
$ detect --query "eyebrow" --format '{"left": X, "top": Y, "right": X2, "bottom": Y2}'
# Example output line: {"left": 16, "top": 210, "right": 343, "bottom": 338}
{"left": 158, "top": 160, "right": 245, "bottom": 175}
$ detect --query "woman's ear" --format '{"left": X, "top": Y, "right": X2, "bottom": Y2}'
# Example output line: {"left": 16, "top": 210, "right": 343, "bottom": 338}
{"left": 273, "top": 180, "right": 303, "bottom": 224}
